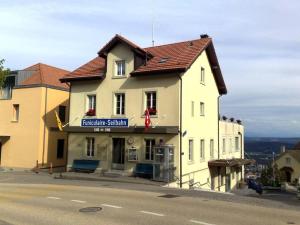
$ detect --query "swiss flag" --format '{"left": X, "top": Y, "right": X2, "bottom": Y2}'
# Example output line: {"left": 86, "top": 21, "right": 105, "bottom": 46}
{"left": 145, "top": 108, "right": 151, "bottom": 131}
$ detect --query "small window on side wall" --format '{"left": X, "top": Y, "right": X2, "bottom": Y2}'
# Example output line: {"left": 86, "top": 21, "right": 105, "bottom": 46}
{"left": 200, "top": 102, "right": 205, "bottom": 116}
{"left": 145, "top": 91, "right": 157, "bottom": 115}
{"left": 86, "top": 137, "right": 95, "bottom": 157}
{"left": 59, "top": 105, "right": 66, "bottom": 123}
{"left": 201, "top": 67, "right": 205, "bottom": 84}
{"left": 86, "top": 95, "right": 96, "bottom": 116}
{"left": 12, "top": 104, "right": 19, "bottom": 122}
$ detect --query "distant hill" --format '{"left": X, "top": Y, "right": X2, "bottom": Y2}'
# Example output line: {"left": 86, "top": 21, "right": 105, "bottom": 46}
{"left": 245, "top": 137, "right": 300, "bottom": 154}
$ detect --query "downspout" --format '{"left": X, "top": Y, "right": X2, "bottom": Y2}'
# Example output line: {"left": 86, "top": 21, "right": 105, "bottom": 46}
{"left": 42, "top": 87, "right": 48, "bottom": 166}
{"left": 178, "top": 74, "right": 183, "bottom": 188}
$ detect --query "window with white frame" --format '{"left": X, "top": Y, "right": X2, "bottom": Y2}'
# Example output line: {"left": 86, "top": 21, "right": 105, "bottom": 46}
{"left": 200, "top": 139, "right": 205, "bottom": 159}
{"left": 222, "top": 138, "right": 226, "bottom": 154}
{"left": 235, "top": 137, "right": 239, "bottom": 151}
{"left": 145, "top": 139, "right": 155, "bottom": 160}
{"left": 188, "top": 139, "right": 194, "bottom": 161}
{"left": 200, "top": 67, "right": 205, "bottom": 84}
{"left": 191, "top": 101, "right": 195, "bottom": 117}
{"left": 210, "top": 139, "right": 214, "bottom": 158}
{"left": 115, "top": 60, "right": 126, "bottom": 76}
{"left": 115, "top": 93, "right": 125, "bottom": 115}
{"left": 145, "top": 91, "right": 157, "bottom": 115}
{"left": 200, "top": 102, "right": 205, "bottom": 116}
{"left": 86, "top": 95, "right": 96, "bottom": 116}
{"left": 86, "top": 137, "right": 95, "bottom": 157}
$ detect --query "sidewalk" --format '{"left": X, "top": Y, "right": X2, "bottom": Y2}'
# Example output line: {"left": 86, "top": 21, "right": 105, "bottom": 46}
{"left": 54, "top": 172, "right": 165, "bottom": 186}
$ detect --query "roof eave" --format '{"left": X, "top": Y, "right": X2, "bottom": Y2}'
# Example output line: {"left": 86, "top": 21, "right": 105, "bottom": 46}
{"left": 131, "top": 68, "right": 186, "bottom": 76}
{"left": 60, "top": 74, "right": 104, "bottom": 83}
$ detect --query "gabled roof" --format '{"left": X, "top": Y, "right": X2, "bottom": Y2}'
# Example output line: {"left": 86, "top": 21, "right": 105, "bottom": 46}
{"left": 21, "top": 63, "right": 69, "bottom": 90}
{"left": 61, "top": 34, "right": 227, "bottom": 94}
{"left": 276, "top": 150, "right": 300, "bottom": 163}
{"left": 60, "top": 57, "right": 105, "bottom": 82}
{"left": 98, "top": 34, "right": 151, "bottom": 58}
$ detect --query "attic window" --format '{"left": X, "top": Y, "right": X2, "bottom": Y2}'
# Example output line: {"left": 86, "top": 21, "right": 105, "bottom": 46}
{"left": 159, "top": 57, "right": 169, "bottom": 63}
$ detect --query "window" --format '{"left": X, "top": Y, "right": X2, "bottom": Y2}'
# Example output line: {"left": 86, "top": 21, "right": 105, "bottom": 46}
{"left": 191, "top": 101, "right": 195, "bottom": 117}
{"left": 116, "top": 60, "right": 126, "bottom": 76}
{"left": 200, "top": 67, "right": 205, "bottom": 84}
{"left": 222, "top": 138, "right": 226, "bottom": 154}
{"left": 56, "top": 139, "right": 64, "bottom": 159}
{"left": 200, "top": 139, "right": 205, "bottom": 159}
{"left": 189, "top": 139, "right": 194, "bottom": 161}
{"left": 86, "top": 137, "right": 95, "bottom": 157}
{"left": 59, "top": 105, "right": 66, "bottom": 123}
{"left": 200, "top": 102, "right": 205, "bottom": 116}
{"left": 115, "top": 93, "right": 125, "bottom": 115}
{"left": 210, "top": 139, "right": 214, "bottom": 158}
{"left": 235, "top": 137, "right": 239, "bottom": 151}
{"left": 87, "top": 95, "right": 96, "bottom": 116}
{"left": 12, "top": 104, "right": 19, "bottom": 121}
{"left": 286, "top": 157, "right": 291, "bottom": 164}
{"left": 145, "top": 91, "right": 157, "bottom": 115}
{"left": 145, "top": 139, "right": 155, "bottom": 160}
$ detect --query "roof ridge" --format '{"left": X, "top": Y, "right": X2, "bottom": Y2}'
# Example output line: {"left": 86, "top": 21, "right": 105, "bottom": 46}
{"left": 144, "top": 37, "right": 211, "bottom": 50}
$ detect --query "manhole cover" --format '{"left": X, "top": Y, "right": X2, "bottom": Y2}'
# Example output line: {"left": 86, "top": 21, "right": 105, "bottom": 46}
{"left": 79, "top": 207, "right": 102, "bottom": 213}
{"left": 158, "top": 194, "right": 180, "bottom": 198}
{"left": 287, "top": 222, "right": 295, "bottom": 225}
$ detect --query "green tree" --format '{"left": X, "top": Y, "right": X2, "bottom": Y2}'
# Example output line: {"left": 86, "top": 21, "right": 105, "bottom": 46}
{"left": 0, "top": 59, "right": 10, "bottom": 88}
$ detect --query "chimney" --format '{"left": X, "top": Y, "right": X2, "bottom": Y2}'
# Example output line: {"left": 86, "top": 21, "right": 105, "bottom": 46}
{"left": 200, "top": 34, "right": 209, "bottom": 39}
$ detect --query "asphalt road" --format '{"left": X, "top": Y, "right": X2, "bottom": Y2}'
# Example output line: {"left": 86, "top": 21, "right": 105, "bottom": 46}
{"left": 0, "top": 172, "right": 299, "bottom": 225}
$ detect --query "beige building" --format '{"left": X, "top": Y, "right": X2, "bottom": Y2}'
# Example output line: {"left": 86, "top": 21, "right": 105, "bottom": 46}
{"left": 0, "top": 63, "right": 69, "bottom": 170}
{"left": 275, "top": 145, "right": 300, "bottom": 184}
{"left": 61, "top": 34, "right": 247, "bottom": 191}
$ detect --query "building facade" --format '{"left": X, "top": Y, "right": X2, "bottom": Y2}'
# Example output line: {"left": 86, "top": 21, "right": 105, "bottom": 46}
{"left": 61, "top": 34, "right": 247, "bottom": 191}
{"left": 0, "top": 63, "right": 69, "bottom": 170}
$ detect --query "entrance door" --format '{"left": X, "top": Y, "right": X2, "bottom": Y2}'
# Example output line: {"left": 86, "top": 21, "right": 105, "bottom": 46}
{"left": 112, "top": 138, "right": 125, "bottom": 170}
{"left": 225, "top": 174, "right": 231, "bottom": 192}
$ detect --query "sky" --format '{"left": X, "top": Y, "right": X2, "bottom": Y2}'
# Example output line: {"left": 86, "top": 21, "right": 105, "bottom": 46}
{"left": 0, "top": 0, "right": 300, "bottom": 137}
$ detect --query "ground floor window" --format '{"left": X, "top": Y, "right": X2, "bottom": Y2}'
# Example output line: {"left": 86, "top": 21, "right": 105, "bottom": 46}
{"left": 145, "top": 139, "right": 155, "bottom": 160}
{"left": 86, "top": 137, "right": 95, "bottom": 157}
{"left": 56, "top": 139, "right": 64, "bottom": 159}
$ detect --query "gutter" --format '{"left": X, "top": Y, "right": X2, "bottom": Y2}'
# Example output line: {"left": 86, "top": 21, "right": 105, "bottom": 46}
{"left": 178, "top": 74, "right": 183, "bottom": 188}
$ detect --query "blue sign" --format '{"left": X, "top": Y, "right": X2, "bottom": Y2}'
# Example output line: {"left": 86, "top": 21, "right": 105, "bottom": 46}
{"left": 81, "top": 118, "right": 129, "bottom": 127}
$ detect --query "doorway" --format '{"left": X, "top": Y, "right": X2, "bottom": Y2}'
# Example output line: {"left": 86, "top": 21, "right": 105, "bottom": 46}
{"left": 286, "top": 171, "right": 291, "bottom": 183}
{"left": 112, "top": 138, "right": 125, "bottom": 170}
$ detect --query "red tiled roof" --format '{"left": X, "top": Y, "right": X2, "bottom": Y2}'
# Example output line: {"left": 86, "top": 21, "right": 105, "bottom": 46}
{"left": 21, "top": 63, "right": 69, "bottom": 89}
{"left": 61, "top": 35, "right": 227, "bottom": 94}
{"left": 60, "top": 57, "right": 105, "bottom": 82}
{"left": 132, "top": 38, "right": 211, "bottom": 74}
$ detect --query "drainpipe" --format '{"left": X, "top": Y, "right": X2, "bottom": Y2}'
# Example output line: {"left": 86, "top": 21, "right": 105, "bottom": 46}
{"left": 178, "top": 74, "right": 183, "bottom": 188}
{"left": 42, "top": 87, "right": 48, "bottom": 166}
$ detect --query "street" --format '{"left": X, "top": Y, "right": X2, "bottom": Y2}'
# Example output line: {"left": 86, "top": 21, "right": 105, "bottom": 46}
{"left": 0, "top": 172, "right": 299, "bottom": 225}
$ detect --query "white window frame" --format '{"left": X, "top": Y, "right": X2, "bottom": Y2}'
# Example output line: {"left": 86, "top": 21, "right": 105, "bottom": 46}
{"left": 115, "top": 93, "right": 125, "bottom": 115}
{"left": 145, "top": 91, "right": 157, "bottom": 115}
{"left": 210, "top": 139, "right": 214, "bottom": 158}
{"left": 115, "top": 60, "right": 126, "bottom": 76}
{"left": 87, "top": 95, "right": 96, "bottom": 110}
{"left": 188, "top": 139, "right": 194, "bottom": 161}
{"left": 86, "top": 137, "right": 95, "bottom": 157}
{"left": 200, "top": 102, "right": 205, "bottom": 116}
{"left": 200, "top": 67, "right": 205, "bottom": 84}
{"left": 145, "top": 139, "right": 155, "bottom": 161}
{"left": 200, "top": 139, "right": 205, "bottom": 160}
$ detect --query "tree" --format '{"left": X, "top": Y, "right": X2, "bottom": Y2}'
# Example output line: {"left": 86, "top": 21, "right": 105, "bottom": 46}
{"left": 0, "top": 59, "right": 10, "bottom": 88}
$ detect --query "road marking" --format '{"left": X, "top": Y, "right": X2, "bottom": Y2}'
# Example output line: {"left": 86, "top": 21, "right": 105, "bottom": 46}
{"left": 71, "top": 200, "right": 86, "bottom": 204}
{"left": 101, "top": 204, "right": 122, "bottom": 209}
{"left": 190, "top": 219, "right": 216, "bottom": 225}
{"left": 47, "top": 197, "right": 61, "bottom": 200}
{"left": 140, "top": 210, "right": 164, "bottom": 217}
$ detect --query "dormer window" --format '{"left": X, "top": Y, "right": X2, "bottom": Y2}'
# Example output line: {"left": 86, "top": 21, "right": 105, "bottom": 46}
{"left": 116, "top": 60, "right": 126, "bottom": 76}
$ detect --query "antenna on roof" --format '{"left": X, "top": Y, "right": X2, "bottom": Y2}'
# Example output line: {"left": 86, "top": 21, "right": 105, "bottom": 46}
{"left": 151, "top": 0, "right": 155, "bottom": 46}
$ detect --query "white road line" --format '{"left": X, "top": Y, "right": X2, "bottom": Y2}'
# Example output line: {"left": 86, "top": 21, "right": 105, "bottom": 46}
{"left": 190, "top": 219, "right": 216, "bottom": 225}
{"left": 71, "top": 200, "right": 86, "bottom": 204}
{"left": 139, "top": 210, "right": 165, "bottom": 217}
{"left": 47, "top": 197, "right": 61, "bottom": 200}
{"left": 101, "top": 204, "right": 122, "bottom": 209}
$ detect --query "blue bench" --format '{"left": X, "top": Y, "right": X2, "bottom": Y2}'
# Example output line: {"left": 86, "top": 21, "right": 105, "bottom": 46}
{"left": 72, "top": 159, "right": 100, "bottom": 173}
{"left": 135, "top": 163, "right": 154, "bottom": 178}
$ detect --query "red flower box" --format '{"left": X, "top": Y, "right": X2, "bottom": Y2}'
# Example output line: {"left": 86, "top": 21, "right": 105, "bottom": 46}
{"left": 145, "top": 108, "right": 157, "bottom": 116}
{"left": 86, "top": 109, "right": 96, "bottom": 116}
